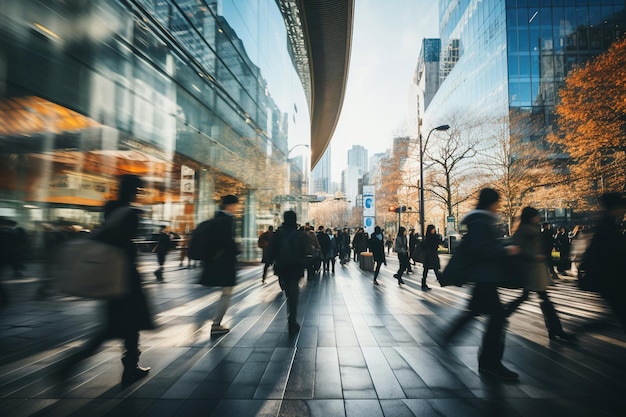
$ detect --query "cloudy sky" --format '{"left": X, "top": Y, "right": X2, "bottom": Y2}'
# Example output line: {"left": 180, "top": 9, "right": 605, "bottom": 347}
{"left": 329, "top": 0, "right": 439, "bottom": 180}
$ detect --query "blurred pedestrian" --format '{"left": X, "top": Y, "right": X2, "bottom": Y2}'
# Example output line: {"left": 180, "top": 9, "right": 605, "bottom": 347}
{"left": 555, "top": 226, "right": 572, "bottom": 275}
{"left": 409, "top": 229, "right": 419, "bottom": 266}
{"left": 541, "top": 222, "right": 558, "bottom": 280}
{"left": 393, "top": 227, "right": 410, "bottom": 285}
{"left": 266, "top": 210, "right": 309, "bottom": 336}
{"left": 504, "top": 207, "right": 575, "bottom": 342}
{"left": 338, "top": 228, "right": 351, "bottom": 264}
{"left": 60, "top": 175, "right": 154, "bottom": 387}
{"left": 368, "top": 226, "right": 386, "bottom": 285}
{"left": 580, "top": 193, "right": 626, "bottom": 332}
{"left": 443, "top": 188, "right": 520, "bottom": 380}
{"left": 385, "top": 233, "right": 393, "bottom": 254}
{"left": 153, "top": 225, "right": 172, "bottom": 282}
{"left": 316, "top": 226, "right": 331, "bottom": 273}
{"left": 258, "top": 225, "right": 274, "bottom": 283}
{"left": 199, "top": 194, "right": 241, "bottom": 336}
{"left": 352, "top": 227, "right": 368, "bottom": 262}
{"left": 0, "top": 217, "right": 17, "bottom": 305}
{"left": 421, "top": 224, "right": 443, "bottom": 291}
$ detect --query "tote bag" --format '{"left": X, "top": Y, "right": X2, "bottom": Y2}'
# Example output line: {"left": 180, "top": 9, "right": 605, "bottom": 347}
{"left": 55, "top": 207, "right": 131, "bottom": 299}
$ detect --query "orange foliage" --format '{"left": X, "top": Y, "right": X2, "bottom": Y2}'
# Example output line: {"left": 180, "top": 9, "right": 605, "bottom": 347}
{"left": 552, "top": 36, "right": 626, "bottom": 193}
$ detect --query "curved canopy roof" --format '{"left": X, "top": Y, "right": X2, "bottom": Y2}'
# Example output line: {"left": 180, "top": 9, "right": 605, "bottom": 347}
{"left": 279, "top": 0, "right": 354, "bottom": 169}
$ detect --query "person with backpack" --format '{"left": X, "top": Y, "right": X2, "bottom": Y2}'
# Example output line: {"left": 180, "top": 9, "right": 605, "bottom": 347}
{"left": 258, "top": 225, "right": 274, "bottom": 283}
{"left": 199, "top": 195, "right": 241, "bottom": 336}
{"left": 266, "top": 210, "right": 308, "bottom": 336}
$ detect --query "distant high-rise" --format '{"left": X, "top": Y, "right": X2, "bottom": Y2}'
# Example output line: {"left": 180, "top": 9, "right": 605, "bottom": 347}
{"left": 312, "top": 147, "right": 331, "bottom": 194}
{"left": 347, "top": 144, "right": 368, "bottom": 174}
{"left": 341, "top": 166, "right": 363, "bottom": 208}
{"left": 415, "top": 38, "right": 441, "bottom": 119}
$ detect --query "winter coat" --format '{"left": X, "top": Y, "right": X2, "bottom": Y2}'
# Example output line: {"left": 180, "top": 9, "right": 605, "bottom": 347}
{"left": 352, "top": 232, "right": 369, "bottom": 254}
{"left": 265, "top": 224, "right": 308, "bottom": 280}
{"left": 512, "top": 223, "right": 551, "bottom": 291}
{"left": 422, "top": 233, "right": 441, "bottom": 270}
{"left": 368, "top": 233, "right": 386, "bottom": 263}
{"left": 200, "top": 210, "right": 239, "bottom": 287}
{"left": 317, "top": 231, "right": 333, "bottom": 260}
{"left": 460, "top": 210, "right": 511, "bottom": 284}
{"left": 258, "top": 230, "right": 273, "bottom": 263}
{"left": 98, "top": 200, "right": 154, "bottom": 337}
{"left": 394, "top": 235, "right": 408, "bottom": 255}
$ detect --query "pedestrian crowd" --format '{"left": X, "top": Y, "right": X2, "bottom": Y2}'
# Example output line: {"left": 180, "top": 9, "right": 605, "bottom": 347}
{"left": 0, "top": 179, "right": 624, "bottom": 387}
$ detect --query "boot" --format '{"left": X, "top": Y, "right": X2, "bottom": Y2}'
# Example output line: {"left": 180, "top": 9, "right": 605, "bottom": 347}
{"left": 121, "top": 354, "right": 150, "bottom": 388}
{"left": 421, "top": 277, "right": 431, "bottom": 291}
{"left": 540, "top": 301, "right": 576, "bottom": 342}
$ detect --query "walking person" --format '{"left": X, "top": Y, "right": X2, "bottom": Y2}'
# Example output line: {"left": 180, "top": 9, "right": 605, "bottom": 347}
{"left": 385, "top": 233, "right": 393, "bottom": 254}
{"left": 199, "top": 194, "right": 241, "bottom": 336}
{"left": 504, "top": 207, "right": 575, "bottom": 342}
{"left": 409, "top": 229, "right": 418, "bottom": 266}
{"left": 421, "top": 224, "right": 443, "bottom": 291}
{"left": 338, "top": 228, "right": 351, "bottom": 265}
{"left": 442, "top": 188, "right": 520, "bottom": 380}
{"left": 352, "top": 227, "right": 368, "bottom": 262}
{"left": 541, "top": 222, "right": 558, "bottom": 280}
{"left": 580, "top": 192, "right": 626, "bottom": 332}
{"left": 59, "top": 175, "right": 154, "bottom": 387}
{"left": 258, "top": 225, "right": 274, "bottom": 283}
{"left": 316, "top": 226, "right": 331, "bottom": 273}
{"left": 153, "top": 225, "right": 172, "bottom": 282}
{"left": 555, "top": 226, "right": 572, "bottom": 275}
{"left": 368, "top": 226, "right": 386, "bottom": 285}
{"left": 393, "top": 227, "right": 410, "bottom": 285}
{"left": 266, "top": 210, "right": 309, "bottom": 336}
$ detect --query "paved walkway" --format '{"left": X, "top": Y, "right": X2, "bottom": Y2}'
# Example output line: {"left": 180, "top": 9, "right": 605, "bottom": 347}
{"left": 0, "top": 254, "right": 625, "bottom": 416}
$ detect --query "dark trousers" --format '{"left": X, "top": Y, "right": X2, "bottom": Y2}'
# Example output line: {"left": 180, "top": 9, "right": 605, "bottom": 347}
{"left": 373, "top": 261, "right": 383, "bottom": 280}
{"left": 396, "top": 253, "right": 410, "bottom": 277}
{"left": 156, "top": 251, "right": 167, "bottom": 267}
{"left": 323, "top": 257, "right": 336, "bottom": 272}
{"left": 505, "top": 290, "right": 565, "bottom": 336}
{"left": 446, "top": 283, "right": 506, "bottom": 367}
{"left": 280, "top": 275, "right": 301, "bottom": 325}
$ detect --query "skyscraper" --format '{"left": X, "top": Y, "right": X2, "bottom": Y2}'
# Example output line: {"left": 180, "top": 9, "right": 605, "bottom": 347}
{"left": 312, "top": 147, "right": 331, "bottom": 194}
{"left": 347, "top": 144, "right": 368, "bottom": 174}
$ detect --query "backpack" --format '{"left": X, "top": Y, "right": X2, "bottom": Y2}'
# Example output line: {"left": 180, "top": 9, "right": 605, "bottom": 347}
{"left": 187, "top": 219, "right": 215, "bottom": 260}
{"left": 274, "top": 228, "right": 308, "bottom": 271}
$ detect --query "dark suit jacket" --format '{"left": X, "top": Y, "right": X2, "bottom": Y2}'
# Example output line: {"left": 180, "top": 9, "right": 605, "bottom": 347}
{"left": 200, "top": 210, "right": 238, "bottom": 287}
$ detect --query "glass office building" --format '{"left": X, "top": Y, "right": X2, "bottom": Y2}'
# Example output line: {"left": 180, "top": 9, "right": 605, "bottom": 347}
{"left": 426, "top": 0, "right": 626, "bottom": 144}
{"left": 0, "top": 0, "right": 336, "bottom": 259}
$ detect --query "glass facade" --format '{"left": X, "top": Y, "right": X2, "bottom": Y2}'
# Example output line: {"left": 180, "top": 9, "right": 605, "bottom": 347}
{"left": 428, "top": 0, "right": 626, "bottom": 138}
{"left": 0, "top": 0, "right": 310, "bottom": 260}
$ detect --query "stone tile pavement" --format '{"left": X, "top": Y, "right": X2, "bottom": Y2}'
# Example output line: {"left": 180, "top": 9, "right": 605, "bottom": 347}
{"left": 0, "top": 253, "right": 625, "bottom": 416}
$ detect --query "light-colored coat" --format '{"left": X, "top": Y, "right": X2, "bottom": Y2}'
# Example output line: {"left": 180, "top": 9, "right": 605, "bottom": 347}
{"left": 512, "top": 223, "right": 552, "bottom": 291}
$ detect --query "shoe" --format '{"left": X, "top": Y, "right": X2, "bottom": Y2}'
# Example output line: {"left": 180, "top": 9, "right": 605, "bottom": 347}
{"left": 549, "top": 331, "right": 577, "bottom": 342}
{"left": 478, "top": 364, "right": 519, "bottom": 381}
{"left": 211, "top": 325, "right": 230, "bottom": 335}
{"left": 121, "top": 365, "right": 150, "bottom": 388}
{"left": 399, "top": 279, "right": 405, "bottom": 284}
{"left": 393, "top": 274, "right": 399, "bottom": 279}
{"left": 373, "top": 280, "right": 379, "bottom": 286}
{"left": 262, "top": 276, "right": 266, "bottom": 284}
{"left": 288, "top": 321, "right": 300, "bottom": 336}
{"left": 422, "top": 286, "right": 432, "bottom": 291}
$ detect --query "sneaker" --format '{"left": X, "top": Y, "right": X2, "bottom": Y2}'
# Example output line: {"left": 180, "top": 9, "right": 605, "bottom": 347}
{"left": 211, "top": 325, "right": 230, "bottom": 335}
{"left": 478, "top": 364, "right": 519, "bottom": 381}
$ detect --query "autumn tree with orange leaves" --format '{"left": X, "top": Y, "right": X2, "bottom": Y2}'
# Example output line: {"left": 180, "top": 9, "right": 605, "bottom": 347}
{"left": 551, "top": 35, "right": 626, "bottom": 197}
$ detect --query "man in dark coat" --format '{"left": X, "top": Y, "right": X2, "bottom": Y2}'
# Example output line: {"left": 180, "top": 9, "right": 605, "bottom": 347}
{"left": 316, "top": 225, "right": 332, "bottom": 273}
{"left": 541, "top": 222, "right": 558, "bottom": 280}
{"left": 443, "top": 188, "right": 520, "bottom": 381}
{"left": 368, "top": 226, "right": 386, "bottom": 285}
{"left": 266, "top": 210, "right": 308, "bottom": 336}
{"left": 154, "top": 225, "right": 172, "bottom": 282}
{"left": 199, "top": 194, "right": 240, "bottom": 335}
{"left": 352, "top": 228, "right": 369, "bottom": 262}
{"left": 581, "top": 192, "right": 626, "bottom": 332}
{"left": 258, "top": 225, "right": 274, "bottom": 283}
{"left": 61, "top": 175, "right": 154, "bottom": 387}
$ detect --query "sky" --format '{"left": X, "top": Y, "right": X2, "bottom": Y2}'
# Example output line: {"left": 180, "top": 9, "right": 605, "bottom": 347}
{"left": 328, "top": 0, "right": 440, "bottom": 181}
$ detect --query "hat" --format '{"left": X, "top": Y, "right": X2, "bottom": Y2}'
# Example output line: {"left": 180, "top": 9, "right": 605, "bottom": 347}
{"left": 221, "top": 194, "right": 239, "bottom": 205}
{"left": 599, "top": 192, "right": 626, "bottom": 210}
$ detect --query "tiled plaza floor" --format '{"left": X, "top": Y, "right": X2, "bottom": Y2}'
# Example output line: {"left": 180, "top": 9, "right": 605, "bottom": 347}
{"left": 0, "top": 253, "right": 625, "bottom": 416}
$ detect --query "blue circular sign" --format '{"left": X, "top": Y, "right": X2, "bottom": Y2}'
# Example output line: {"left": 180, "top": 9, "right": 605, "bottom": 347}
{"left": 364, "top": 198, "right": 373, "bottom": 208}
{"left": 365, "top": 218, "right": 374, "bottom": 227}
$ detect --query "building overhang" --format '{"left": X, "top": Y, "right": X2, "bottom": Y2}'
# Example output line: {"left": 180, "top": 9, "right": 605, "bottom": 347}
{"left": 278, "top": 0, "right": 354, "bottom": 169}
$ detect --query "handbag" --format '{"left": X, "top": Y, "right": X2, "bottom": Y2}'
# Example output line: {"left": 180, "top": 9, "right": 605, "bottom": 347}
{"left": 54, "top": 207, "right": 132, "bottom": 299}
{"left": 440, "top": 238, "right": 470, "bottom": 287}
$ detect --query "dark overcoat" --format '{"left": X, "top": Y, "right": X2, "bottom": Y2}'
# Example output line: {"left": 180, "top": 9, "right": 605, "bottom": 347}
{"left": 368, "top": 233, "right": 386, "bottom": 263}
{"left": 461, "top": 210, "right": 510, "bottom": 284}
{"left": 97, "top": 200, "right": 154, "bottom": 338}
{"left": 200, "top": 211, "right": 238, "bottom": 287}
{"left": 422, "top": 233, "right": 441, "bottom": 270}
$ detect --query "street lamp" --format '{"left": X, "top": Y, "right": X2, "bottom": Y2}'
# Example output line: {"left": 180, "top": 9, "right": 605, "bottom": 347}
{"left": 419, "top": 124, "right": 450, "bottom": 238}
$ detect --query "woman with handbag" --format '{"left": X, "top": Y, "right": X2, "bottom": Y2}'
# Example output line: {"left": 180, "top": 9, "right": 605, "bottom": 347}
{"left": 420, "top": 225, "right": 442, "bottom": 291}
{"left": 504, "top": 207, "right": 575, "bottom": 342}
{"left": 60, "top": 175, "right": 154, "bottom": 388}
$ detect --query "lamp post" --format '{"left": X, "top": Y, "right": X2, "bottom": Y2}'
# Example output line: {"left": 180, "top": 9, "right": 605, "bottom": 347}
{"left": 419, "top": 124, "right": 450, "bottom": 238}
